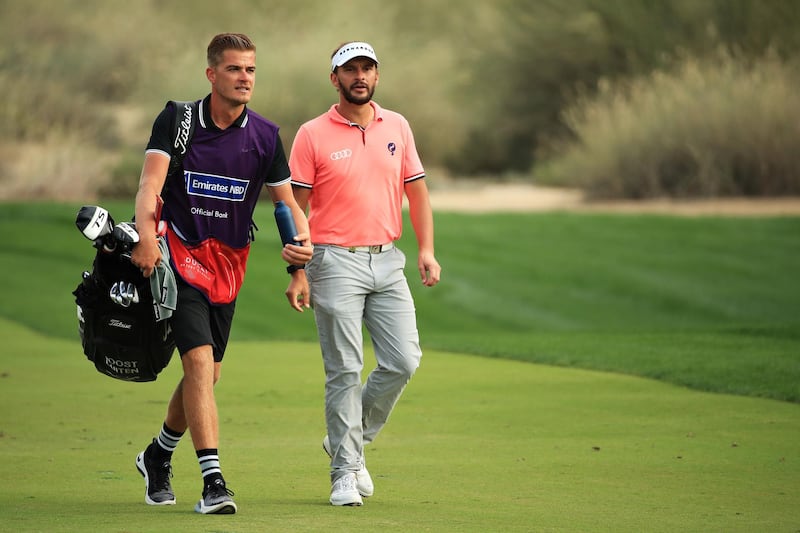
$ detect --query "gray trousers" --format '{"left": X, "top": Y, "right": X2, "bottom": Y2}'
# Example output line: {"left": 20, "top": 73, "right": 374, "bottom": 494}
{"left": 306, "top": 245, "right": 422, "bottom": 481}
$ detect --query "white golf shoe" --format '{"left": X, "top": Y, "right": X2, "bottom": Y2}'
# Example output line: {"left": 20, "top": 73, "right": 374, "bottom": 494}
{"left": 323, "top": 435, "right": 374, "bottom": 497}
{"left": 330, "top": 473, "right": 363, "bottom": 506}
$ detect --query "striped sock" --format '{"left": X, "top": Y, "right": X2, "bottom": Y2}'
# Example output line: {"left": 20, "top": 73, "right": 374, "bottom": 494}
{"left": 151, "top": 423, "right": 183, "bottom": 461}
{"left": 153, "top": 423, "right": 183, "bottom": 460}
{"left": 197, "top": 449, "right": 223, "bottom": 484}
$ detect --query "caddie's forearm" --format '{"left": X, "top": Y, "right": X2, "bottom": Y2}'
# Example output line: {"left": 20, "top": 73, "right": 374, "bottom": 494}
{"left": 291, "top": 204, "right": 310, "bottom": 238}
{"left": 134, "top": 153, "right": 170, "bottom": 237}
{"left": 134, "top": 184, "right": 160, "bottom": 238}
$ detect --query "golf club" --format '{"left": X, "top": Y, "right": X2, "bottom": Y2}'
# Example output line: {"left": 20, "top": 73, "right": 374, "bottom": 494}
{"left": 113, "top": 221, "right": 140, "bottom": 258}
{"left": 76, "top": 205, "right": 116, "bottom": 253}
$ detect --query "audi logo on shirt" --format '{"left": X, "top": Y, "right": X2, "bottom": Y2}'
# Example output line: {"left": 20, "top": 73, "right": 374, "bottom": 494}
{"left": 329, "top": 149, "right": 353, "bottom": 160}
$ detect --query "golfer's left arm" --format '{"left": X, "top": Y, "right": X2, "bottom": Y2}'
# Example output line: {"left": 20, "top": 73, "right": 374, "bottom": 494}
{"left": 405, "top": 179, "right": 441, "bottom": 287}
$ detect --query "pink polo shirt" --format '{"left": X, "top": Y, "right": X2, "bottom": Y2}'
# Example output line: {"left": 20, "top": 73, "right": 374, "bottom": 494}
{"left": 289, "top": 101, "right": 425, "bottom": 247}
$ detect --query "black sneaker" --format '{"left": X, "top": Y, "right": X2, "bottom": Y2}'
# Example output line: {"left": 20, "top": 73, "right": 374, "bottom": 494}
{"left": 135, "top": 438, "right": 176, "bottom": 505}
{"left": 194, "top": 478, "right": 237, "bottom": 514}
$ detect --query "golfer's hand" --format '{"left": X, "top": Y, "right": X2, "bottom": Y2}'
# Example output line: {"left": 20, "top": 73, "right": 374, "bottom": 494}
{"left": 285, "top": 272, "right": 310, "bottom": 312}
{"left": 418, "top": 252, "right": 441, "bottom": 287}
{"left": 131, "top": 236, "right": 161, "bottom": 278}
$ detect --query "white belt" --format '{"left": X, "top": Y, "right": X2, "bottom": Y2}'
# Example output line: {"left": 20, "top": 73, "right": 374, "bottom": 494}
{"left": 321, "top": 242, "right": 395, "bottom": 254}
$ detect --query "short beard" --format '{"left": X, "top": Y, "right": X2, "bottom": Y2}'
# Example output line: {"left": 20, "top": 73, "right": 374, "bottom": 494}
{"left": 341, "top": 84, "right": 374, "bottom": 105}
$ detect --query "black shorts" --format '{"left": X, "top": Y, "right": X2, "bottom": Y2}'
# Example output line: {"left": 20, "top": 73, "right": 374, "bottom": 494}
{"left": 171, "top": 276, "right": 236, "bottom": 362}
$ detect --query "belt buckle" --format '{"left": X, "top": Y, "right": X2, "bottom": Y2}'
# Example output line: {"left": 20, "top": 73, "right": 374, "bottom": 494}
{"left": 369, "top": 245, "right": 382, "bottom": 254}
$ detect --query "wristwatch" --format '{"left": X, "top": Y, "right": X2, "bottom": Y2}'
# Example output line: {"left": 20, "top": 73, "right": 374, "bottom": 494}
{"left": 287, "top": 264, "right": 305, "bottom": 274}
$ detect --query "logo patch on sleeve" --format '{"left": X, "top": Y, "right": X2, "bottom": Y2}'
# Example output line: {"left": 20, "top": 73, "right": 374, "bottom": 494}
{"left": 185, "top": 172, "right": 249, "bottom": 202}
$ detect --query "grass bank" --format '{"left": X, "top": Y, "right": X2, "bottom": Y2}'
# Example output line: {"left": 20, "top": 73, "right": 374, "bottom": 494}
{"left": 0, "top": 202, "right": 797, "bottom": 401}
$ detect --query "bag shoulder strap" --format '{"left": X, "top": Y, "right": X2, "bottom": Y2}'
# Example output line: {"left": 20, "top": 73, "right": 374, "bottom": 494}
{"left": 167, "top": 100, "right": 198, "bottom": 179}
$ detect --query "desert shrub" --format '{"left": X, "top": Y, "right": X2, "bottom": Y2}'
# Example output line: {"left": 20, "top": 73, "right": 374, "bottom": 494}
{"left": 98, "top": 148, "right": 144, "bottom": 200}
{"left": 3, "top": 0, "right": 800, "bottom": 198}
{"left": 538, "top": 50, "right": 800, "bottom": 198}
{"left": 446, "top": 0, "right": 800, "bottom": 178}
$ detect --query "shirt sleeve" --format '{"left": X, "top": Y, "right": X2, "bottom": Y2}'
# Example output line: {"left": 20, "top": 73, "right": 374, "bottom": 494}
{"left": 266, "top": 134, "right": 291, "bottom": 185}
{"left": 288, "top": 125, "right": 315, "bottom": 189}
{"left": 402, "top": 116, "right": 425, "bottom": 183}
{"left": 144, "top": 103, "right": 174, "bottom": 157}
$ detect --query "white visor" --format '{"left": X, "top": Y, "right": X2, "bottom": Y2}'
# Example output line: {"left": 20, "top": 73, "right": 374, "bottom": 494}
{"left": 331, "top": 42, "right": 379, "bottom": 72}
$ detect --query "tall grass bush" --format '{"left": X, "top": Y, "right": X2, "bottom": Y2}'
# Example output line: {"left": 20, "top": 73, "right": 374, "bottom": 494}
{"left": 3, "top": 1, "right": 800, "bottom": 199}
{"left": 539, "top": 49, "right": 800, "bottom": 198}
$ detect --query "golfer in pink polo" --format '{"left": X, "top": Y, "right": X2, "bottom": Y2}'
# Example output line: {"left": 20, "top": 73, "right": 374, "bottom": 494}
{"left": 286, "top": 41, "right": 441, "bottom": 506}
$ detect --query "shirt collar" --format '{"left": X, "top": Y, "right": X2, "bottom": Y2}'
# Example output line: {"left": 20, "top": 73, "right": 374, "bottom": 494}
{"left": 199, "top": 94, "right": 249, "bottom": 130}
{"left": 327, "top": 100, "right": 383, "bottom": 126}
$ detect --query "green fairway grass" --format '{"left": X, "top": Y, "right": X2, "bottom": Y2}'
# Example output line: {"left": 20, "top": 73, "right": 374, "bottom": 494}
{"left": 0, "top": 201, "right": 798, "bottom": 530}
{"left": 1, "top": 318, "right": 798, "bottom": 532}
{"left": 1, "top": 202, "right": 798, "bottom": 401}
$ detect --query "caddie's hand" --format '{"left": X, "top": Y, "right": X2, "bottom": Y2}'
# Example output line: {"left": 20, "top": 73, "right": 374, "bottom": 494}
{"left": 131, "top": 236, "right": 161, "bottom": 278}
{"left": 281, "top": 231, "right": 314, "bottom": 265}
{"left": 418, "top": 252, "right": 441, "bottom": 287}
{"left": 285, "top": 272, "right": 311, "bottom": 312}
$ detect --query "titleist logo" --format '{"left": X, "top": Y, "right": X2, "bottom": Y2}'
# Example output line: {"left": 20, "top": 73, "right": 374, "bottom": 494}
{"left": 108, "top": 319, "right": 133, "bottom": 329}
{"left": 173, "top": 103, "right": 193, "bottom": 155}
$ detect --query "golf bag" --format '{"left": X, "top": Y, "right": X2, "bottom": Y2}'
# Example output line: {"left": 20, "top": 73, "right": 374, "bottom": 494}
{"left": 73, "top": 242, "right": 175, "bottom": 382}
{"left": 71, "top": 101, "right": 194, "bottom": 382}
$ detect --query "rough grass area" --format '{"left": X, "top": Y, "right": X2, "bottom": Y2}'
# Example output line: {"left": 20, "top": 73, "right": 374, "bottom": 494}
{"left": 3, "top": 2, "right": 800, "bottom": 199}
{"left": 539, "top": 50, "right": 800, "bottom": 198}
